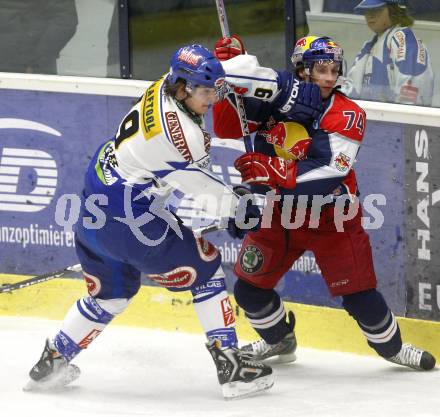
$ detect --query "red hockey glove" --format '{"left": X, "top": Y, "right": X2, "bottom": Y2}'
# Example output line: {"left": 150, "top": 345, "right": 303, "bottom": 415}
{"left": 214, "top": 35, "right": 245, "bottom": 61}
{"left": 234, "top": 152, "right": 297, "bottom": 189}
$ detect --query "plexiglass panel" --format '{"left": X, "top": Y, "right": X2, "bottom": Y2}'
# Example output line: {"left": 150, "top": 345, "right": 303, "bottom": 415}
{"left": 128, "top": 0, "right": 285, "bottom": 81}
{"left": 307, "top": 0, "right": 440, "bottom": 107}
{"left": 0, "top": 0, "right": 120, "bottom": 78}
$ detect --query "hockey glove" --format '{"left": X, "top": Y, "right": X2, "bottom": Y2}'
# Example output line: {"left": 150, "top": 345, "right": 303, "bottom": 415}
{"left": 214, "top": 35, "right": 245, "bottom": 61}
{"left": 276, "top": 73, "right": 323, "bottom": 125}
{"left": 234, "top": 152, "right": 297, "bottom": 189}
{"left": 227, "top": 185, "right": 261, "bottom": 239}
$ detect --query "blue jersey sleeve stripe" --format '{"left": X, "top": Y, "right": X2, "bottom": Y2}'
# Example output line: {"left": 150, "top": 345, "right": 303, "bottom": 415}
{"left": 159, "top": 81, "right": 174, "bottom": 145}
{"left": 226, "top": 73, "right": 278, "bottom": 83}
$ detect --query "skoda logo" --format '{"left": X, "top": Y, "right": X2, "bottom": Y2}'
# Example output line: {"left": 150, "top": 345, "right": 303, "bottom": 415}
{"left": 240, "top": 245, "right": 264, "bottom": 274}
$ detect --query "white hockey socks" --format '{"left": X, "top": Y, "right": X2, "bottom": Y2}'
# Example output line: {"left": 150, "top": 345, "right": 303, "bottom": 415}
{"left": 53, "top": 296, "right": 131, "bottom": 361}
{"left": 192, "top": 266, "right": 237, "bottom": 348}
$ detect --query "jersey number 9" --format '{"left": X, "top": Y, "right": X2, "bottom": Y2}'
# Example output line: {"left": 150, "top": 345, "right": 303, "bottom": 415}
{"left": 115, "top": 110, "right": 140, "bottom": 149}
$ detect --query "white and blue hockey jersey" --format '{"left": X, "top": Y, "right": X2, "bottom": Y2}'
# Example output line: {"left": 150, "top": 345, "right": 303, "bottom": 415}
{"left": 89, "top": 75, "right": 238, "bottom": 226}
{"left": 342, "top": 26, "right": 434, "bottom": 106}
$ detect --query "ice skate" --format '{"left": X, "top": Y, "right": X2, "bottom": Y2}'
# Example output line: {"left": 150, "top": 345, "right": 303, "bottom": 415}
{"left": 23, "top": 339, "right": 80, "bottom": 391}
{"left": 386, "top": 343, "right": 436, "bottom": 371}
{"left": 206, "top": 339, "right": 274, "bottom": 400}
{"left": 240, "top": 311, "right": 297, "bottom": 364}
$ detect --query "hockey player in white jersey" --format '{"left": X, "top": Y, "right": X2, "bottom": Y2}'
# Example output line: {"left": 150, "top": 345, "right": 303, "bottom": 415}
{"left": 25, "top": 44, "right": 273, "bottom": 399}
{"left": 342, "top": 0, "right": 433, "bottom": 106}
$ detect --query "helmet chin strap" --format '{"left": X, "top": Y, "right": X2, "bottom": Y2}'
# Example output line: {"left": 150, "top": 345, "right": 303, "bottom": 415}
{"left": 175, "top": 97, "right": 203, "bottom": 124}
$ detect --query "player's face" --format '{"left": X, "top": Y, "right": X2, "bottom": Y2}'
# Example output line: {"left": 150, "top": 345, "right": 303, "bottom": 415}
{"left": 185, "top": 86, "right": 219, "bottom": 115}
{"left": 185, "top": 78, "right": 226, "bottom": 114}
{"left": 309, "top": 61, "right": 340, "bottom": 99}
{"left": 364, "top": 6, "right": 392, "bottom": 34}
{"left": 185, "top": 87, "right": 215, "bottom": 115}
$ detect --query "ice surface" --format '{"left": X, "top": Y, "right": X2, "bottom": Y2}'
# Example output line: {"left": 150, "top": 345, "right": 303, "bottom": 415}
{"left": 1, "top": 316, "right": 439, "bottom": 417}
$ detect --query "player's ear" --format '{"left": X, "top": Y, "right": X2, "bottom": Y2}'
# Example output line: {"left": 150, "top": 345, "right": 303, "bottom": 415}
{"left": 297, "top": 68, "right": 307, "bottom": 81}
{"left": 175, "top": 84, "right": 188, "bottom": 100}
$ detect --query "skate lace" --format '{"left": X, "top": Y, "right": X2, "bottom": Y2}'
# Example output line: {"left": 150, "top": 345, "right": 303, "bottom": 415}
{"left": 249, "top": 339, "right": 270, "bottom": 356}
{"left": 395, "top": 344, "right": 423, "bottom": 366}
{"left": 237, "top": 348, "right": 267, "bottom": 369}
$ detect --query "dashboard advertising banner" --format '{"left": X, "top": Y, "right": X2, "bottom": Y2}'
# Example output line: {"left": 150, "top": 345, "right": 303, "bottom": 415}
{"left": 0, "top": 88, "right": 413, "bottom": 316}
{"left": 405, "top": 125, "right": 440, "bottom": 320}
{"left": 0, "top": 89, "right": 133, "bottom": 275}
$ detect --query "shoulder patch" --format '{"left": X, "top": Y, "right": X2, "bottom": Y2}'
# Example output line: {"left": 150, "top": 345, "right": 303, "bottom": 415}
{"left": 335, "top": 152, "right": 351, "bottom": 172}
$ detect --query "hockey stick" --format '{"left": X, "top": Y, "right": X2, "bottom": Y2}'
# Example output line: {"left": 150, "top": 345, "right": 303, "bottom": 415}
{"left": 0, "top": 264, "right": 83, "bottom": 294}
{"left": 194, "top": 222, "right": 222, "bottom": 236}
{"left": 214, "top": 0, "right": 253, "bottom": 153}
{"left": 0, "top": 224, "right": 222, "bottom": 294}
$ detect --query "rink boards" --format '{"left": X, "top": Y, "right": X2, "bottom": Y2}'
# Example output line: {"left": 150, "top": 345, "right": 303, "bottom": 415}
{"left": 2, "top": 273, "right": 440, "bottom": 359}
{"left": 0, "top": 73, "right": 440, "bottom": 339}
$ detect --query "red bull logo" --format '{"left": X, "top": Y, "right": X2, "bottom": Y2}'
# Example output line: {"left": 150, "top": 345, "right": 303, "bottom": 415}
{"left": 335, "top": 152, "right": 351, "bottom": 172}
{"left": 296, "top": 37, "right": 307, "bottom": 47}
{"left": 263, "top": 121, "right": 311, "bottom": 161}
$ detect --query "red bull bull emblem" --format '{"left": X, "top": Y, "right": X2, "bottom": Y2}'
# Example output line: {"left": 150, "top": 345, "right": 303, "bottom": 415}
{"left": 263, "top": 122, "right": 311, "bottom": 160}
{"left": 286, "top": 138, "right": 311, "bottom": 160}
{"left": 335, "top": 152, "right": 351, "bottom": 172}
{"left": 262, "top": 123, "right": 286, "bottom": 148}
{"left": 296, "top": 37, "right": 307, "bottom": 47}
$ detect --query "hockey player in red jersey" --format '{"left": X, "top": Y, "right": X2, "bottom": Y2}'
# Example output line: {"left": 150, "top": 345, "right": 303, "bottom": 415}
{"left": 213, "top": 35, "right": 436, "bottom": 370}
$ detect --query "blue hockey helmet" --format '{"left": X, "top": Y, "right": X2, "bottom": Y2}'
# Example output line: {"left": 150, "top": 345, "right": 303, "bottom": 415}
{"left": 169, "top": 44, "right": 225, "bottom": 89}
{"left": 291, "top": 35, "right": 344, "bottom": 75}
{"left": 354, "top": 0, "right": 406, "bottom": 10}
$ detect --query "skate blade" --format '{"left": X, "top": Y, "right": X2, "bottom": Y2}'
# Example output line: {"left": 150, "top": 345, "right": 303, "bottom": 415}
{"left": 23, "top": 366, "right": 80, "bottom": 392}
{"left": 241, "top": 351, "right": 297, "bottom": 365}
{"left": 222, "top": 374, "right": 274, "bottom": 400}
{"left": 23, "top": 377, "right": 62, "bottom": 392}
{"left": 266, "top": 351, "right": 297, "bottom": 364}
{"left": 23, "top": 378, "right": 50, "bottom": 392}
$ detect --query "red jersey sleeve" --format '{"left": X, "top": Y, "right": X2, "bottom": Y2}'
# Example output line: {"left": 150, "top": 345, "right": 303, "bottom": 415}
{"left": 320, "top": 92, "right": 366, "bottom": 142}
{"left": 212, "top": 96, "right": 260, "bottom": 139}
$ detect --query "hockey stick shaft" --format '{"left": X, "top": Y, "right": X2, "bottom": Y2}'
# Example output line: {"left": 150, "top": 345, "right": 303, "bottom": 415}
{"left": 0, "top": 264, "right": 82, "bottom": 293}
{"left": 0, "top": 225, "right": 221, "bottom": 294}
{"left": 194, "top": 223, "right": 221, "bottom": 235}
{"left": 215, "top": 0, "right": 230, "bottom": 39}
{"left": 214, "top": 0, "right": 253, "bottom": 153}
